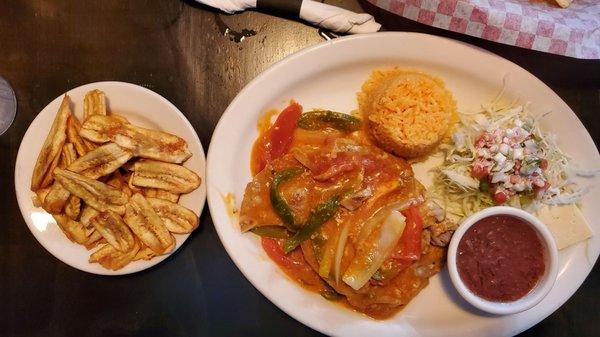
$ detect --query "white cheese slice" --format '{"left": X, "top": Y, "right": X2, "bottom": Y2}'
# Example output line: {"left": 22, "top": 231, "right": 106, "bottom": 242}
{"left": 536, "top": 204, "right": 593, "bottom": 250}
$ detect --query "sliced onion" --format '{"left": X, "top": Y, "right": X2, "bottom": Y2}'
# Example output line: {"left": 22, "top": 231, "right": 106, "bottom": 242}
{"left": 318, "top": 228, "right": 339, "bottom": 278}
{"left": 356, "top": 196, "right": 422, "bottom": 245}
{"left": 334, "top": 221, "right": 351, "bottom": 283}
{"left": 342, "top": 210, "right": 406, "bottom": 290}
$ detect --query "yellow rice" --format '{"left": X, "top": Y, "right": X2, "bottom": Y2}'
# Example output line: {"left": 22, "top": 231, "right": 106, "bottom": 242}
{"left": 358, "top": 68, "right": 457, "bottom": 158}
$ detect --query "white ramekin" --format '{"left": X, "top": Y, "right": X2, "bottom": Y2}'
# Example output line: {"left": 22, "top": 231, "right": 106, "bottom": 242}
{"left": 447, "top": 206, "right": 559, "bottom": 315}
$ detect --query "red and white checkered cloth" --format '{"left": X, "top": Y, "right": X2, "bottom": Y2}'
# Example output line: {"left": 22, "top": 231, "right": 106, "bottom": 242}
{"left": 368, "top": 0, "right": 600, "bottom": 59}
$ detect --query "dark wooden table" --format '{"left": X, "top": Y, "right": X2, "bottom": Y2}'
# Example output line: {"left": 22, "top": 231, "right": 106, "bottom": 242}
{"left": 1, "top": 1, "right": 598, "bottom": 336}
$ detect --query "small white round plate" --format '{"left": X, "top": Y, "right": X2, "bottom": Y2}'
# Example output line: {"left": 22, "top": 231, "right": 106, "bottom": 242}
{"left": 15, "top": 81, "right": 206, "bottom": 276}
{"left": 207, "top": 33, "right": 599, "bottom": 336}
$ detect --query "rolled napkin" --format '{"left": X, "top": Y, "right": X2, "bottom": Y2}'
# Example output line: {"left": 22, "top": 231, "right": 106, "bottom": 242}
{"left": 197, "top": 0, "right": 381, "bottom": 34}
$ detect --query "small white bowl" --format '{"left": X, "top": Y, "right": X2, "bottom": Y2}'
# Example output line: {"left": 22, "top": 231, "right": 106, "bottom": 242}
{"left": 447, "top": 206, "right": 559, "bottom": 315}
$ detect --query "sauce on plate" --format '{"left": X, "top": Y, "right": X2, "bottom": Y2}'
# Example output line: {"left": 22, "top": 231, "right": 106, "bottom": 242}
{"left": 457, "top": 215, "right": 545, "bottom": 302}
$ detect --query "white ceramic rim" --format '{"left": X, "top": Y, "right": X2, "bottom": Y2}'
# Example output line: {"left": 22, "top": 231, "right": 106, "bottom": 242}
{"left": 15, "top": 81, "right": 207, "bottom": 275}
{"left": 447, "top": 206, "right": 559, "bottom": 315}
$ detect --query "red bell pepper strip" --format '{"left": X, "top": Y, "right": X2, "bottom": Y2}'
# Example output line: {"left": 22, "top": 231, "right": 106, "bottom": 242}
{"left": 390, "top": 205, "right": 424, "bottom": 261}
{"left": 261, "top": 237, "right": 322, "bottom": 287}
{"left": 262, "top": 237, "right": 303, "bottom": 271}
{"left": 255, "top": 102, "right": 302, "bottom": 172}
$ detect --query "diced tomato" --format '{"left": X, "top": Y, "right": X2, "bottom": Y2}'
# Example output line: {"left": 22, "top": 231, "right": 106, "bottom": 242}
{"left": 540, "top": 159, "right": 548, "bottom": 171}
{"left": 475, "top": 134, "right": 486, "bottom": 148}
{"left": 493, "top": 191, "right": 508, "bottom": 204}
{"left": 475, "top": 133, "right": 493, "bottom": 148}
{"left": 390, "top": 205, "right": 423, "bottom": 261}
{"left": 471, "top": 161, "right": 491, "bottom": 180}
{"left": 534, "top": 181, "right": 549, "bottom": 197}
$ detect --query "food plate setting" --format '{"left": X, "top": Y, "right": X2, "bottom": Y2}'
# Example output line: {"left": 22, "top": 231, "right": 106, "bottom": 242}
{"left": 207, "top": 33, "right": 599, "bottom": 336}
{"left": 15, "top": 82, "right": 206, "bottom": 275}
{"left": 6, "top": 1, "right": 599, "bottom": 334}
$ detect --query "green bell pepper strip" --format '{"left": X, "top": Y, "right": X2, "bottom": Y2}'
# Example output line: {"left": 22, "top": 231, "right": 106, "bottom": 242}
{"left": 297, "top": 110, "right": 361, "bottom": 132}
{"left": 250, "top": 226, "right": 290, "bottom": 239}
{"left": 283, "top": 195, "right": 340, "bottom": 253}
{"left": 319, "top": 284, "right": 344, "bottom": 301}
{"left": 270, "top": 167, "right": 304, "bottom": 231}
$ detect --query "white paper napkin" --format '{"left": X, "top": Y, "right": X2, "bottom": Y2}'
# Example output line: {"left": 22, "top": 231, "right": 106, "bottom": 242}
{"left": 197, "top": 0, "right": 381, "bottom": 34}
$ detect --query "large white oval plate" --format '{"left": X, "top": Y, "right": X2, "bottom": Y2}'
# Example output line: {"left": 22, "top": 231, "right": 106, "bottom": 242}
{"left": 207, "top": 33, "right": 599, "bottom": 336}
{"left": 15, "top": 81, "right": 206, "bottom": 276}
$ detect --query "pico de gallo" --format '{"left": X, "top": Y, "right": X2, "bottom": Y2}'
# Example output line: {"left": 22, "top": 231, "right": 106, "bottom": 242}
{"left": 434, "top": 100, "right": 589, "bottom": 219}
{"left": 471, "top": 117, "right": 549, "bottom": 204}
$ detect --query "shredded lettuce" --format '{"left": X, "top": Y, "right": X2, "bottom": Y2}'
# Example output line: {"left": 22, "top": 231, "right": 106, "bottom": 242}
{"left": 430, "top": 97, "right": 590, "bottom": 221}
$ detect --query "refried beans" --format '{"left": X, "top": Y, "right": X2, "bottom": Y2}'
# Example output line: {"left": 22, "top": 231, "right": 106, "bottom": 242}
{"left": 457, "top": 215, "right": 545, "bottom": 302}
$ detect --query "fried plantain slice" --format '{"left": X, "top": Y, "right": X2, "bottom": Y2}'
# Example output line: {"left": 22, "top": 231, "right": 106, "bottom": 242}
{"left": 32, "top": 187, "right": 52, "bottom": 208}
{"left": 144, "top": 189, "right": 179, "bottom": 203}
{"left": 54, "top": 168, "right": 128, "bottom": 214}
{"left": 62, "top": 144, "right": 81, "bottom": 218}
{"left": 67, "top": 143, "right": 133, "bottom": 179}
{"left": 555, "top": 0, "right": 572, "bottom": 8}
{"left": 61, "top": 143, "right": 78, "bottom": 165}
{"left": 121, "top": 160, "right": 136, "bottom": 172}
{"left": 38, "top": 148, "right": 62, "bottom": 189}
{"left": 89, "top": 240, "right": 140, "bottom": 271}
{"left": 156, "top": 190, "right": 179, "bottom": 203}
{"left": 53, "top": 215, "right": 88, "bottom": 244}
{"left": 83, "top": 89, "right": 107, "bottom": 120}
{"left": 133, "top": 242, "right": 157, "bottom": 261}
{"left": 111, "top": 113, "right": 130, "bottom": 124}
{"left": 43, "top": 144, "right": 79, "bottom": 214}
{"left": 143, "top": 188, "right": 157, "bottom": 198}
{"left": 106, "top": 170, "right": 124, "bottom": 189}
{"left": 121, "top": 183, "right": 134, "bottom": 198}
{"left": 91, "top": 211, "right": 136, "bottom": 252}
{"left": 83, "top": 230, "right": 105, "bottom": 250}
{"left": 105, "top": 170, "right": 135, "bottom": 197}
{"left": 80, "top": 115, "right": 192, "bottom": 163}
{"left": 64, "top": 195, "right": 81, "bottom": 220}
{"left": 147, "top": 197, "right": 198, "bottom": 234}
{"left": 80, "top": 205, "right": 100, "bottom": 229}
{"left": 131, "top": 159, "right": 201, "bottom": 194}
{"left": 124, "top": 171, "right": 143, "bottom": 194}
{"left": 123, "top": 193, "right": 173, "bottom": 254}
{"left": 67, "top": 115, "right": 96, "bottom": 156}
{"left": 31, "top": 95, "right": 71, "bottom": 191}
{"left": 43, "top": 182, "right": 71, "bottom": 214}
{"left": 163, "top": 233, "right": 176, "bottom": 254}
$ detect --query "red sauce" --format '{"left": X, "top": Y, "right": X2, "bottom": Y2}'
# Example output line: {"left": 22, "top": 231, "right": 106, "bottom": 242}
{"left": 457, "top": 215, "right": 545, "bottom": 302}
